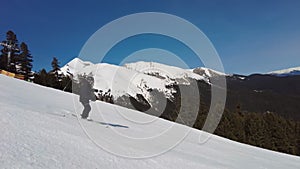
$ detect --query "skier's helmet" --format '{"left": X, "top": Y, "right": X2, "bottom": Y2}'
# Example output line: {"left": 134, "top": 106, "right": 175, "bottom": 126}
{"left": 87, "top": 76, "right": 94, "bottom": 85}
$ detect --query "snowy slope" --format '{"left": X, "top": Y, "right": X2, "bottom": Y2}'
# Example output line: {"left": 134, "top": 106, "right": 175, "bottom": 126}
{"left": 0, "top": 75, "right": 299, "bottom": 169}
{"left": 269, "top": 66, "right": 300, "bottom": 76}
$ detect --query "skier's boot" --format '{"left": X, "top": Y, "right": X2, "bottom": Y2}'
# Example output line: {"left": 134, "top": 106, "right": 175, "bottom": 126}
{"left": 81, "top": 114, "right": 88, "bottom": 119}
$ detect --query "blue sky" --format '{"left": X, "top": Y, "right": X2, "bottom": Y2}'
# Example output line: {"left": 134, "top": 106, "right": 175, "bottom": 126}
{"left": 1, "top": 0, "right": 300, "bottom": 75}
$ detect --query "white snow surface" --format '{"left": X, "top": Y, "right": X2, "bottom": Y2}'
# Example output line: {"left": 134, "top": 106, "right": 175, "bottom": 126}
{"left": 269, "top": 66, "right": 300, "bottom": 76}
{"left": 1, "top": 75, "right": 300, "bottom": 169}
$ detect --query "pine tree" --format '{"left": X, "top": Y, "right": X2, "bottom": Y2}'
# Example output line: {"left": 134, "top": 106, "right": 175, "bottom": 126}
{"left": 34, "top": 69, "right": 48, "bottom": 86}
{"left": 0, "top": 30, "right": 20, "bottom": 72}
{"left": 18, "top": 42, "right": 33, "bottom": 80}
{"left": 49, "top": 57, "right": 62, "bottom": 89}
{"left": 50, "top": 57, "right": 61, "bottom": 78}
{"left": 51, "top": 57, "right": 60, "bottom": 73}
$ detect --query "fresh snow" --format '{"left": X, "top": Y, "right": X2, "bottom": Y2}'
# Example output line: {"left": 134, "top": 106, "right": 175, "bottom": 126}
{"left": 0, "top": 75, "right": 299, "bottom": 169}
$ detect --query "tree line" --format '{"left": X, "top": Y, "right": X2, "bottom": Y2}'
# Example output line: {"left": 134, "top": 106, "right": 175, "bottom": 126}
{"left": 164, "top": 83, "right": 300, "bottom": 156}
{"left": 33, "top": 57, "right": 72, "bottom": 92}
{"left": 0, "top": 30, "right": 72, "bottom": 92}
{"left": 198, "top": 106, "right": 300, "bottom": 156}
{"left": 0, "top": 30, "right": 114, "bottom": 103}
{"left": 0, "top": 30, "right": 33, "bottom": 80}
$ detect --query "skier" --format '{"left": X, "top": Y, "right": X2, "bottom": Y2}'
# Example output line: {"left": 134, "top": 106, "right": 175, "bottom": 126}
{"left": 78, "top": 74, "right": 96, "bottom": 119}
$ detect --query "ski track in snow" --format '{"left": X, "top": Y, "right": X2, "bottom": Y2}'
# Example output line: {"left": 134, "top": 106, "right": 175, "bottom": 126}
{"left": 0, "top": 75, "right": 300, "bottom": 169}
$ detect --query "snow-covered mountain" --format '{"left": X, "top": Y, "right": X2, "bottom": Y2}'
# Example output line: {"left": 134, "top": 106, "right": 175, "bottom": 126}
{"left": 193, "top": 67, "right": 226, "bottom": 78}
{"left": 269, "top": 66, "right": 300, "bottom": 77}
{"left": 61, "top": 58, "right": 223, "bottom": 102}
{"left": 60, "top": 58, "right": 94, "bottom": 74}
{"left": 61, "top": 58, "right": 176, "bottom": 100}
{"left": 1, "top": 74, "right": 300, "bottom": 168}
{"left": 124, "top": 61, "right": 209, "bottom": 85}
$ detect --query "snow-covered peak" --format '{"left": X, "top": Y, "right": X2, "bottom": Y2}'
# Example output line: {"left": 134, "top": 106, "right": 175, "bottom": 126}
{"left": 124, "top": 61, "right": 208, "bottom": 84}
{"left": 193, "top": 67, "right": 226, "bottom": 78}
{"left": 61, "top": 58, "right": 93, "bottom": 75}
{"left": 269, "top": 66, "right": 300, "bottom": 76}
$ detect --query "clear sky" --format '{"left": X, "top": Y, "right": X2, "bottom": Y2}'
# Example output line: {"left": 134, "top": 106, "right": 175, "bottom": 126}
{"left": 1, "top": 0, "right": 300, "bottom": 75}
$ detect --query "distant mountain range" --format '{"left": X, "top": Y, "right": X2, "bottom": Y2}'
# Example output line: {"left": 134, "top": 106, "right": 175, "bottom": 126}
{"left": 269, "top": 66, "right": 300, "bottom": 76}
{"left": 61, "top": 58, "right": 300, "bottom": 120}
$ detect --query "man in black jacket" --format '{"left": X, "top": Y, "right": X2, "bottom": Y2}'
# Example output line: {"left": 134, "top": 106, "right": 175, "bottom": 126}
{"left": 79, "top": 74, "right": 96, "bottom": 119}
